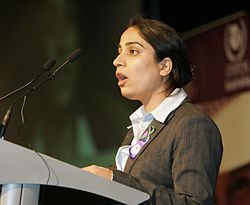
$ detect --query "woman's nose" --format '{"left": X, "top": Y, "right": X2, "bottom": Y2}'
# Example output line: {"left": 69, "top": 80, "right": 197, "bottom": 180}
{"left": 113, "top": 54, "right": 124, "bottom": 68}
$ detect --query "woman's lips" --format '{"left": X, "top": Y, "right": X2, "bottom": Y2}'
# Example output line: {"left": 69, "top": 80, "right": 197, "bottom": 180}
{"left": 116, "top": 73, "right": 127, "bottom": 86}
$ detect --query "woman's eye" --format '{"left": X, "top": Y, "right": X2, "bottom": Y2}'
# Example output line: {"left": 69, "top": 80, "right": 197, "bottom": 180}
{"left": 129, "top": 49, "right": 138, "bottom": 55}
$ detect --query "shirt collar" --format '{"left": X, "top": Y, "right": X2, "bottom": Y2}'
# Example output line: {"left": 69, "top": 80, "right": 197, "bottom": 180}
{"left": 129, "top": 105, "right": 153, "bottom": 125}
{"left": 129, "top": 88, "right": 187, "bottom": 124}
{"left": 151, "top": 88, "right": 187, "bottom": 123}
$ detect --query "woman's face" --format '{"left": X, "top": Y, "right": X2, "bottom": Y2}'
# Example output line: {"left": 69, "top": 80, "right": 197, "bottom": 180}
{"left": 113, "top": 26, "right": 167, "bottom": 104}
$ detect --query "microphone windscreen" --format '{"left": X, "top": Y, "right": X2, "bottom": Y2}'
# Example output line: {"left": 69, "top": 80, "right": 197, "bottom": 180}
{"left": 67, "top": 48, "right": 82, "bottom": 63}
{"left": 43, "top": 58, "right": 56, "bottom": 71}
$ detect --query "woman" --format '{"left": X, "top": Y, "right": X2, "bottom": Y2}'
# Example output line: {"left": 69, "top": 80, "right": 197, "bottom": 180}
{"left": 82, "top": 15, "right": 223, "bottom": 205}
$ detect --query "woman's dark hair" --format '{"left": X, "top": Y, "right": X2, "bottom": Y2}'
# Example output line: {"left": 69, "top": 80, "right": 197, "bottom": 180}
{"left": 126, "top": 15, "right": 193, "bottom": 88}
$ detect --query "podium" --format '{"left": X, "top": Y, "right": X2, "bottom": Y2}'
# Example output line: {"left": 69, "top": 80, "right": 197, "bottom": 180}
{"left": 0, "top": 139, "right": 150, "bottom": 205}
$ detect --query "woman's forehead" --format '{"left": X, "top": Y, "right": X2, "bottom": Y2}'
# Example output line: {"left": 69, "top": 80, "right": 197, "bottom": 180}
{"left": 119, "top": 27, "right": 147, "bottom": 46}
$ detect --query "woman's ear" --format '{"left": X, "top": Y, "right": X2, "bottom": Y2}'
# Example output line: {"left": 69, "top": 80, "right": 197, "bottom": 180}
{"left": 159, "top": 57, "right": 172, "bottom": 76}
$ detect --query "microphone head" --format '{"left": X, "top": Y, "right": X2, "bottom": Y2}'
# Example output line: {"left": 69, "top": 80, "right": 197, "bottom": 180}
{"left": 67, "top": 48, "right": 82, "bottom": 63}
{"left": 43, "top": 58, "right": 56, "bottom": 71}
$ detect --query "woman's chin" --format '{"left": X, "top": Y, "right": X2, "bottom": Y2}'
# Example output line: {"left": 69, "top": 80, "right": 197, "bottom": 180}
{"left": 120, "top": 90, "right": 138, "bottom": 101}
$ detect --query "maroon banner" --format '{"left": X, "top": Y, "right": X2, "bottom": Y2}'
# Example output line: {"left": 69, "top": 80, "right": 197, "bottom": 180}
{"left": 184, "top": 11, "right": 250, "bottom": 103}
{"left": 182, "top": 11, "right": 250, "bottom": 205}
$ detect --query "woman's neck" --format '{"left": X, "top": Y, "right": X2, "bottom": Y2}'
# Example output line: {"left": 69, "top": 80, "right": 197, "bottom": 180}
{"left": 142, "top": 88, "right": 173, "bottom": 113}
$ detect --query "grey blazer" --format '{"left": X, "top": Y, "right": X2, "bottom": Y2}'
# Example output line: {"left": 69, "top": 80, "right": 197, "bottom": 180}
{"left": 112, "top": 100, "right": 223, "bottom": 205}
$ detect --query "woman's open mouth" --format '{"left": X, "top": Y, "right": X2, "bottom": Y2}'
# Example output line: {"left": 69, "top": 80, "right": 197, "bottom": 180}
{"left": 116, "top": 73, "right": 127, "bottom": 86}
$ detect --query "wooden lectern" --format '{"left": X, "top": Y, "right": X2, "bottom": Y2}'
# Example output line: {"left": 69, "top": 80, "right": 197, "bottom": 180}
{"left": 0, "top": 139, "right": 150, "bottom": 205}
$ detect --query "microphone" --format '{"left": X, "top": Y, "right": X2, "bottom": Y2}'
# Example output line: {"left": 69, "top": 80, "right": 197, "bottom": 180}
{"left": 0, "top": 108, "right": 11, "bottom": 139}
{"left": 0, "top": 58, "right": 56, "bottom": 102}
{"left": 0, "top": 48, "right": 82, "bottom": 139}
{"left": 50, "top": 48, "right": 82, "bottom": 77}
{"left": 0, "top": 58, "right": 56, "bottom": 139}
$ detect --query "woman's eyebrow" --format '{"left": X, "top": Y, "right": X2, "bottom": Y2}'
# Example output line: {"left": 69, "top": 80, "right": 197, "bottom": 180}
{"left": 125, "top": 41, "right": 144, "bottom": 48}
{"left": 118, "top": 41, "right": 145, "bottom": 49}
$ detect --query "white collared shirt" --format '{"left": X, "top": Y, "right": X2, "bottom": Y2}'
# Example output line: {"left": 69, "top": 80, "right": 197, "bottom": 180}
{"left": 115, "top": 88, "right": 187, "bottom": 171}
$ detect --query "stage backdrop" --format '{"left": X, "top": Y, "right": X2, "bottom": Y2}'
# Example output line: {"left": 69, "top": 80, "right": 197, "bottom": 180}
{"left": 0, "top": 0, "right": 142, "bottom": 167}
{"left": 183, "top": 10, "right": 250, "bottom": 205}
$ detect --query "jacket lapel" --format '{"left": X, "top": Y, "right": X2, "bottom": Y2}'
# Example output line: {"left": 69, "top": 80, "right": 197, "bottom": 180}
{"left": 123, "top": 98, "right": 188, "bottom": 173}
{"left": 124, "top": 119, "right": 167, "bottom": 173}
{"left": 121, "top": 128, "right": 134, "bottom": 146}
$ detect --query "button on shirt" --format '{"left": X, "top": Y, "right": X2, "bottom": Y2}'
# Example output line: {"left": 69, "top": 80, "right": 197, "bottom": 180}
{"left": 115, "top": 88, "right": 187, "bottom": 171}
